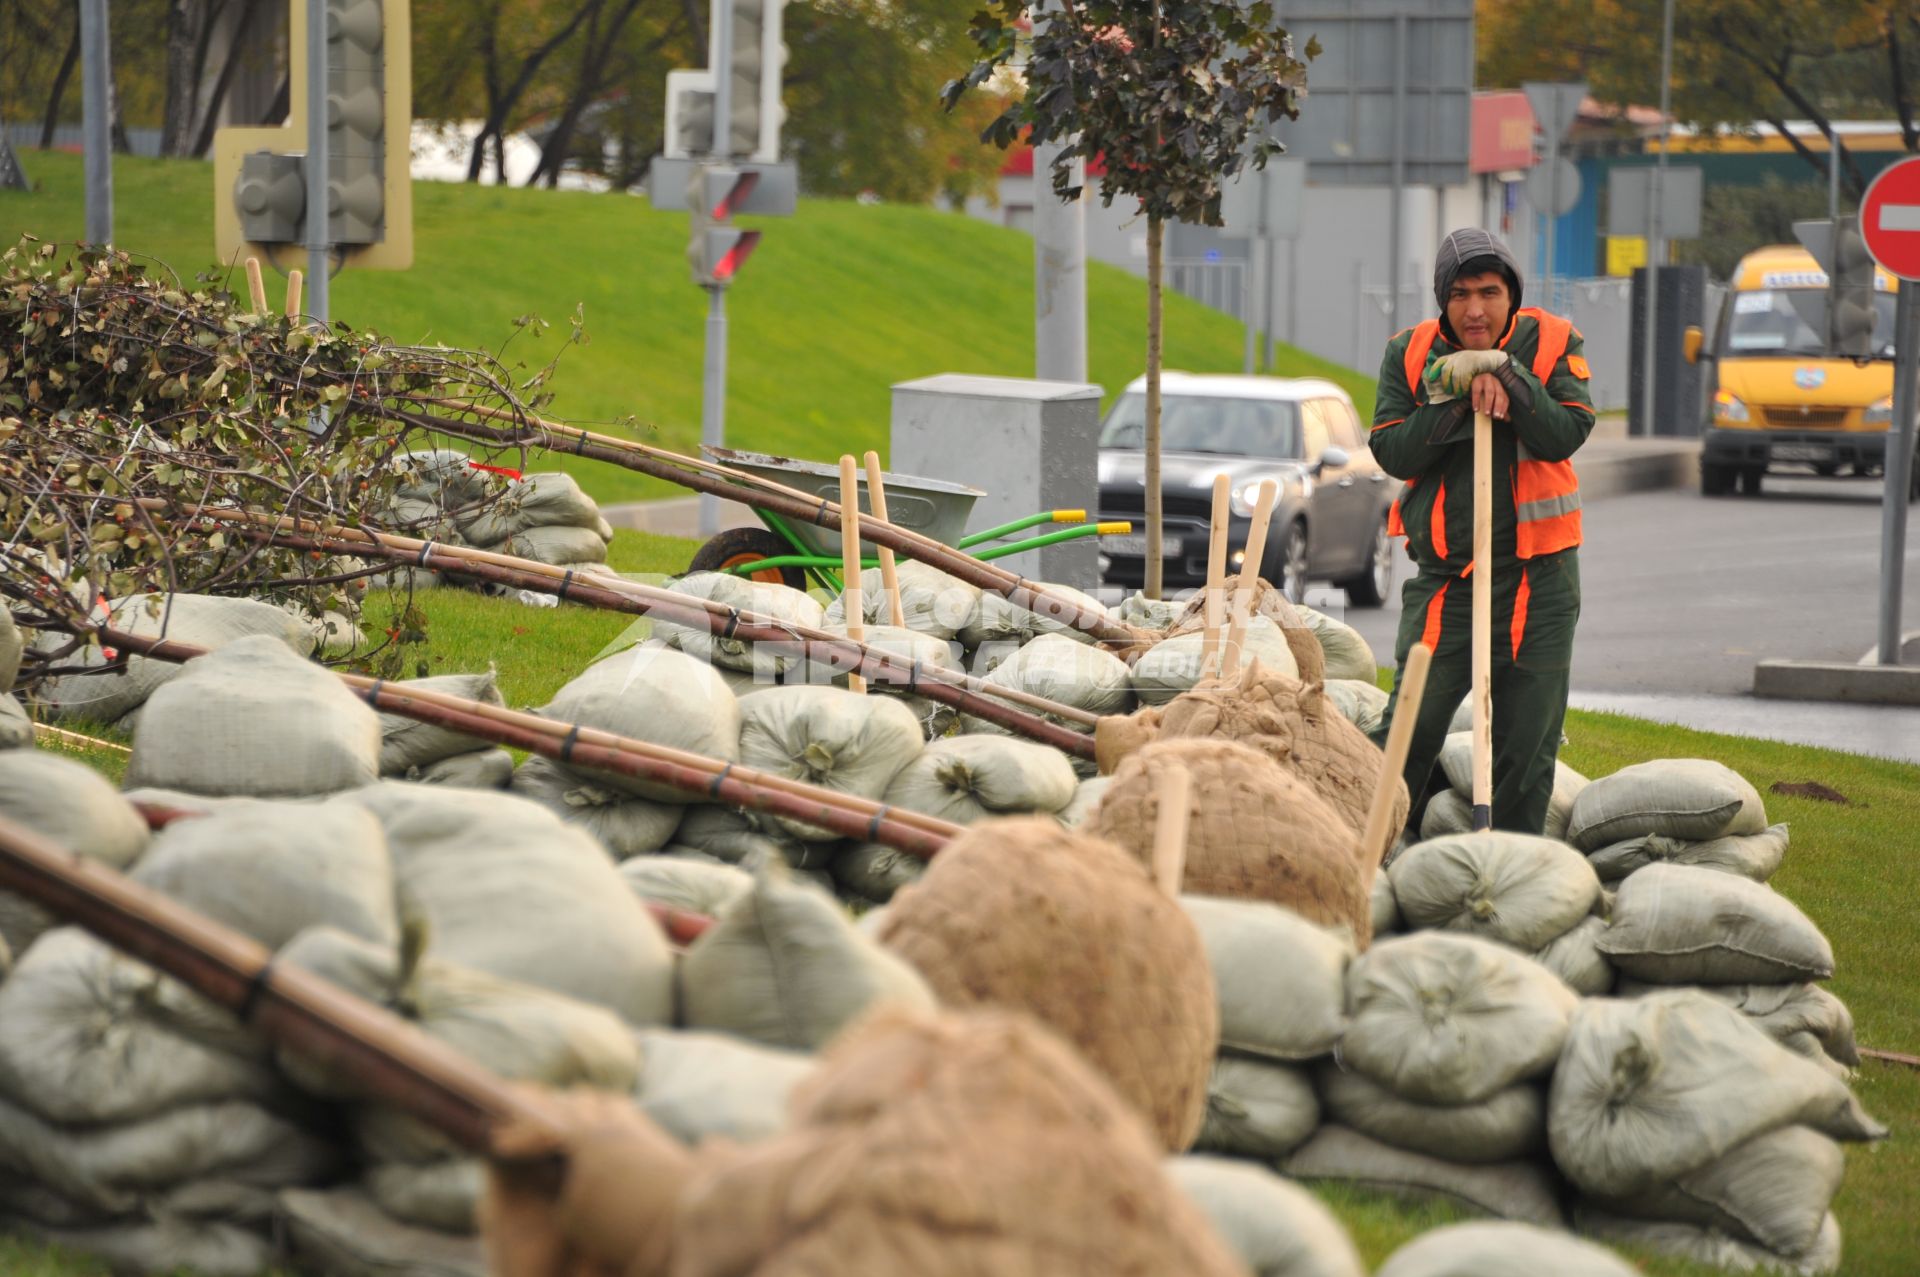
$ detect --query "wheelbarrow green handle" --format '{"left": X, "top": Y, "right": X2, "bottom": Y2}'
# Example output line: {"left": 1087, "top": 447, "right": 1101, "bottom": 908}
{"left": 957, "top": 509, "right": 1090, "bottom": 549}
{"left": 972, "top": 521, "right": 1131, "bottom": 561}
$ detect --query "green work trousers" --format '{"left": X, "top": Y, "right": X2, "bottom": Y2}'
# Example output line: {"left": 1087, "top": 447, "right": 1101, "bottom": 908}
{"left": 1373, "top": 548, "right": 1581, "bottom": 837}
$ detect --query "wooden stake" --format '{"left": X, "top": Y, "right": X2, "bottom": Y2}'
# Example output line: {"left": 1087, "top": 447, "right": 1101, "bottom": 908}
{"left": 1151, "top": 767, "right": 1192, "bottom": 898}
{"left": 1361, "top": 641, "right": 1432, "bottom": 868}
{"left": 864, "top": 450, "right": 907, "bottom": 630}
{"left": 244, "top": 256, "right": 269, "bottom": 315}
{"left": 1200, "top": 474, "right": 1231, "bottom": 678}
{"left": 1221, "top": 479, "right": 1279, "bottom": 673}
{"left": 285, "top": 269, "right": 303, "bottom": 320}
{"left": 1471, "top": 410, "right": 1493, "bottom": 832}
{"left": 839, "top": 455, "right": 867, "bottom": 693}
{"left": 32, "top": 723, "right": 131, "bottom": 755}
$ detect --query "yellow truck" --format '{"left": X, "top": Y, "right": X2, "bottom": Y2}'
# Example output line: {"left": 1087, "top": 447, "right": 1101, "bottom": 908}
{"left": 1684, "top": 244, "right": 1918, "bottom": 499}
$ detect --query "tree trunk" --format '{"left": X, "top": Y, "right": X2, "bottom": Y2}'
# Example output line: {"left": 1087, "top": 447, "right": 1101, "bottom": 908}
{"left": 160, "top": 0, "right": 203, "bottom": 157}
{"left": 189, "top": 0, "right": 263, "bottom": 157}
{"left": 1145, "top": 212, "right": 1165, "bottom": 600}
{"left": 39, "top": 3, "right": 82, "bottom": 150}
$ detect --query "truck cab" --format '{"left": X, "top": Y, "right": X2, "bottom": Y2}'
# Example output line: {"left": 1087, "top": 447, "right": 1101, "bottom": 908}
{"left": 1685, "top": 244, "right": 1917, "bottom": 498}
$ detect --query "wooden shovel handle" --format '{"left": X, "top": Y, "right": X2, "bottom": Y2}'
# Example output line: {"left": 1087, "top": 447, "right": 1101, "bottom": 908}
{"left": 1361, "top": 641, "right": 1432, "bottom": 868}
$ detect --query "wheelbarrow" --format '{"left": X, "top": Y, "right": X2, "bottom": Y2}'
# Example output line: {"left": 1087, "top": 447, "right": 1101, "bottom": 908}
{"left": 686, "top": 447, "right": 1131, "bottom": 592}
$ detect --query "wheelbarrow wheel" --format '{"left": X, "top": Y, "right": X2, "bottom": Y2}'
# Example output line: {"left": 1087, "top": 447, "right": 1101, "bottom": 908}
{"left": 688, "top": 527, "right": 810, "bottom": 591}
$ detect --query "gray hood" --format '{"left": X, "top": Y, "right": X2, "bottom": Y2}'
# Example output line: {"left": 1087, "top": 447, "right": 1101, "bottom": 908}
{"left": 1433, "top": 228, "right": 1524, "bottom": 333}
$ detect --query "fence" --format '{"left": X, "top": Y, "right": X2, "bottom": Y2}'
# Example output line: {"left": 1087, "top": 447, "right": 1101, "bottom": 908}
{"left": 2, "top": 124, "right": 164, "bottom": 159}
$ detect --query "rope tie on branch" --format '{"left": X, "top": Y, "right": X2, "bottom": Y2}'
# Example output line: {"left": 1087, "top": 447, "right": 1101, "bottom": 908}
{"left": 415, "top": 540, "right": 437, "bottom": 567}
{"left": 720, "top": 607, "right": 743, "bottom": 640}
{"left": 706, "top": 761, "right": 736, "bottom": 799}
{"left": 558, "top": 724, "right": 585, "bottom": 763}
{"left": 237, "top": 953, "right": 281, "bottom": 1023}
{"left": 866, "top": 804, "right": 894, "bottom": 843}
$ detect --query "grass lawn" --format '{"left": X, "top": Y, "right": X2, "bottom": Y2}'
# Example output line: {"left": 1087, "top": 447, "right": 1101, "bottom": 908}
{"left": 16, "top": 531, "right": 1919, "bottom": 1275}
{"left": 0, "top": 151, "right": 1376, "bottom": 508}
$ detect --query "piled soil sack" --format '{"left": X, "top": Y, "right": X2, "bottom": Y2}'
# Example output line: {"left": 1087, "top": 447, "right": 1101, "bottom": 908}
{"left": 824, "top": 622, "right": 967, "bottom": 736}
{"left": 1547, "top": 990, "right": 1884, "bottom": 1203}
{"left": 1387, "top": 832, "right": 1601, "bottom": 951}
{"left": 0, "top": 695, "right": 31, "bottom": 751}
{"left": 1198, "top": 1055, "right": 1321, "bottom": 1159}
{"left": 278, "top": 925, "right": 638, "bottom": 1233}
{"left": 130, "top": 800, "right": 397, "bottom": 950}
{"left": 278, "top": 1187, "right": 485, "bottom": 1277}
{"left": 1316, "top": 1065, "right": 1545, "bottom": 1164}
{"left": 1296, "top": 606, "right": 1377, "bottom": 682}
{"left": 1375, "top": 1220, "right": 1640, "bottom": 1277}
{"left": 1596, "top": 863, "right": 1833, "bottom": 984}
{"left": 1341, "top": 933, "right": 1577, "bottom": 1105}
{"left": 736, "top": 685, "right": 924, "bottom": 839}
{"left": 672, "top": 803, "right": 838, "bottom": 871}
{"left": 30, "top": 592, "right": 315, "bottom": 724}
{"left": 1565, "top": 758, "right": 1767, "bottom": 851}
{"left": 653, "top": 571, "right": 825, "bottom": 678}
{"left": 1087, "top": 737, "right": 1370, "bottom": 943}
{"left": 958, "top": 579, "right": 1113, "bottom": 650}
{"left": 376, "top": 671, "right": 506, "bottom": 775}
{"left": 1106, "top": 663, "right": 1407, "bottom": 863}
{"left": 0, "top": 608, "right": 20, "bottom": 693}
{"left": 539, "top": 646, "right": 740, "bottom": 801}
{"left": 1131, "top": 618, "right": 1299, "bottom": 705}
{"left": 1168, "top": 573, "right": 1327, "bottom": 683}
{"left": 125, "top": 635, "right": 381, "bottom": 798}
{"left": 1058, "top": 775, "right": 1110, "bottom": 827}
{"left": 678, "top": 854, "right": 936, "bottom": 1050}
{"left": 668, "top": 1006, "right": 1250, "bottom": 1277}
{"left": 1166, "top": 1154, "right": 1366, "bottom": 1277}
{"left": 1576, "top": 1204, "right": 1842, "bottom": 1274}
{"left": 826, "top": 561, "right": 982, "bottom": 640}
{"left": 1181, "top": 896, "right": 1350, "bottom": 1063}
{"left": 1586, "top": 823, "right": 1789, "bottom": 884}
{"left": 338, "top": 783, "right": 676, "bottom": 1025}
{"left": 453, "top": 471, "right": 612, "bottom": 567}
{"left": 1613, "top": 979, "right": 1859, "bottom": 1074}
{"left": 633, "top": 1028, "right": 815, "bottom": 1146}
{"left": 618, "top": 856, "right": 753, "bottom": 917}
{"left": 829, "top": 840, "right": 925, "bottom": 904}
{"left": 877, "top": 817, "right": 1218, "bottom": 1151}
{"left": 0, "top": 753, "right": 149, "bottom": 954}
{"left": 1435, "top": 732, "right": 1588, "bottom": 843}
{"left": 1534, "top": 915, "right": 1616, "bottom": 996}
{"left": 1323, "top": 678, "right": 1388, "bottom": 736}
{"left": 408, "top": 747, "right": 513, "bottom": 789}
{"left": 964, "top": 631, "right": 1132, "bottom": 730}
{"left": 0, "top": 928, "right": 338, "bottom": 1271}
{"left": 1285, "top": 1125, "right": 1564, "bottom": 1228}
{"left": 509, "top": 755, "right": 685, "bottom": 859}
{"left": 879, "top": 734, "right": 1078, "bottom": 825}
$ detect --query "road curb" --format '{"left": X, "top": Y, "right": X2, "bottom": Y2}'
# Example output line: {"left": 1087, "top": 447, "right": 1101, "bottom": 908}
{"left": 1576, "top": 441, "right": 1699, "bottom": 502}
{"left": 1753, "top": 659, "right": 1920, "bottom": 707}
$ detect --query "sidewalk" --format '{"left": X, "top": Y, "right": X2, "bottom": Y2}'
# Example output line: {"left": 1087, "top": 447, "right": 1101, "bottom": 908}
{"left": 602, "top": 418, "right": 1703, "bottom": 540}
{"left": 1568, "top": 690, "right": 1920, "bottom": 767}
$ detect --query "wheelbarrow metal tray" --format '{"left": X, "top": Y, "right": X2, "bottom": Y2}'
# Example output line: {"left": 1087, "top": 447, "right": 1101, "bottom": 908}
{"left": 704, "top": 446, "right": 985, "bottom": 555}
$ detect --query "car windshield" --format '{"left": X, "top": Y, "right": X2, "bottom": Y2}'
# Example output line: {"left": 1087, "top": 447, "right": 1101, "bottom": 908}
{"left": 1099, "top": 393, "right": 1302, "bottom": 458}
{"left": 1722, "top": 287, "right": 1897, "bottom": 359}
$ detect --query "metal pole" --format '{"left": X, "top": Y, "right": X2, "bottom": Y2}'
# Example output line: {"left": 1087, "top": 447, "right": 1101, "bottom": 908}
{"left": 304, "top": 0, "right": 330, "bottom": 325}
{"left": 1829, "top": 130, "right": 1841, "bottom": 222}
{"left": 1388, "top": 13, "right": 1407, "bottom": 333}
{"left": 1879, "top": 281, "right": 1917, "bottom": 666}
{"left": 1641, "top": 0, "right": 1675, "bottom": 439}
{"left": 697, "top": 0, "right": 734, "bottom": 538}
{"left": 1542, "top": 131, "right": 1558, "bottom": 317}
{"left": 1033, "top": 141, "right": 1088, "bottom": 383}
{"left": 79, "top": 0, "right": 112, "bottom": 246}
{"left": 699, "top": 286, "right": 729, "bottom": 538}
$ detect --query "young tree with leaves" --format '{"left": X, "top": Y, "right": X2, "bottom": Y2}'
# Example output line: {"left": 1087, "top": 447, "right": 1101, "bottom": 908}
{"left": 945, "top": 0, "right": 1312, "bottom": 597}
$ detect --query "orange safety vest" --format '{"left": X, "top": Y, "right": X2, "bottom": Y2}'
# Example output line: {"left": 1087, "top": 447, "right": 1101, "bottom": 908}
{"left": 1384, "top": 308, "right": 1583, "bottom": 560}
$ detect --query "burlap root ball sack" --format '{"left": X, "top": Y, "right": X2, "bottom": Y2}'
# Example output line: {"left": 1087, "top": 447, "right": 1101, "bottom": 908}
{"left": 876, "top": 817, "right": 1218, "bottom": 1151}
{"left": 668, "top": 1006, "right": 1249, "bottom": 1277}
{"left": 1134, "top": 662, "right": 1407, "bottom": 865}
{"left": 1086, "top": 737, "right": 1371, "bottom": 945}
{"left": 1170, "top": 572, "right": 1328, "bottom": 684}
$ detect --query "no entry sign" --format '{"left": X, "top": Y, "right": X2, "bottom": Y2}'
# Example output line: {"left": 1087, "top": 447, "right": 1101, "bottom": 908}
{"left": 1861, "top": 156, "right": 1920, "bottom": 280}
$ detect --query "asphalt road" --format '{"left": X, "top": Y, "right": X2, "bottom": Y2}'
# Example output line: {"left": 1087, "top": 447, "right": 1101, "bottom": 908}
{"left": 1308, "top": 471, "right": 1920, "bottom": 763}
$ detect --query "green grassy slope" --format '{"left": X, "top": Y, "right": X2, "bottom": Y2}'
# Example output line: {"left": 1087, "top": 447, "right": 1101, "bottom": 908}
{"left": 0, "top": 152, "right": 1375, "bottom": 506}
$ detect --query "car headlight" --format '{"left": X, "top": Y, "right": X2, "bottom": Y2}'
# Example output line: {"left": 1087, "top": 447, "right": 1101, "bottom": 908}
{"left": 1713, "top": 389, "right": 1749, "bottom": 423}
{"left": 1864, "top": 396, "right": 1893, "bottom": 425}
{"left": 1229, "top": 480, "right": 1273, "bottom": 517}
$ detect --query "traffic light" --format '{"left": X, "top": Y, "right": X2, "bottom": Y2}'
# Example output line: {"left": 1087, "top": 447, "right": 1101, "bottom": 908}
{"left": 664, "top": 69, "right": 715, "bottom": 159}
{"left": 1828, "top": 215, "right": 1878, "bottom": 359}
{"left": 722, "top": 0, "right": 788, "bottom": 161}
{"left": 687, "top": 165, "right": 762, "bottom": 287}
{"left": 214, "top": 0, "right": 413, "bottom": 270}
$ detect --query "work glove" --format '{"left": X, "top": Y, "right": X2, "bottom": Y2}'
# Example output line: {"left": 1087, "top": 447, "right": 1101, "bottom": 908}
{"left": 482, "top": 1086, "right": 691, "bottom": 1277}
{"left": 1423, "top": 348, "right": 1511, "bottom": 402}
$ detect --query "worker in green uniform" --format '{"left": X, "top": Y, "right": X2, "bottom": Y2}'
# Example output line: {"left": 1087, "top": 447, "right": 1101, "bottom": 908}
{"left": 1368, "top": 228, "right": 1596, "bottom": 836}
